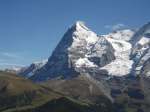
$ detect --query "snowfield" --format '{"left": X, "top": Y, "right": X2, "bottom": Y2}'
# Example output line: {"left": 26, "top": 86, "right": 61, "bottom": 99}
{"left": 100, "top": 31, "right": 134, "bottom": 76}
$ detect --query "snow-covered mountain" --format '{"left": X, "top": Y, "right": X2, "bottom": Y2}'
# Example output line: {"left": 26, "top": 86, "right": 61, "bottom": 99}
{"left": 19, "top": 59, "right": 47, "bottom": 78}
{"left": 4, "top": 66, "right": 22, "bottom": 74}
{"left": 17, "top": 21, "right": 150, "bottom": 82}
{"left": 29, "top": 21, "right": 116, "bottom": 81}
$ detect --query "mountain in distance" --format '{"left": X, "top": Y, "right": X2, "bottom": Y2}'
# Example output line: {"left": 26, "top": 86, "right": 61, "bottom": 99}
{"left": 18, "top": 59, "right": 48, "bottom": 78}
{"left": 4, "top": 66, "right": 22, "bottom": 74}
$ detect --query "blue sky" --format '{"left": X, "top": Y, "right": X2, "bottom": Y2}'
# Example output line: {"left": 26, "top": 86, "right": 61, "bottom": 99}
{"left": 0, "top": 0, "right": 150, "bottom": 69}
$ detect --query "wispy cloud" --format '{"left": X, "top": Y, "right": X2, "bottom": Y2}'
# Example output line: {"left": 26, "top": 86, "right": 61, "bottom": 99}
{"left": 105, "top": 23, "right": 126, "bottom": 31}
{"left": 0, "top": 62, "right": 25, "bottom": 67}
{"left": 0, "top": 52, "right": 22, "bottom": 59}
{"left": 0, "top": 52, "right": 24, "bottom": 60}
{"left": 0, "top": 62, "right": 25, "bottom": 70}
{"left": 0, "top": 51, "right": 25, "bottom": 69}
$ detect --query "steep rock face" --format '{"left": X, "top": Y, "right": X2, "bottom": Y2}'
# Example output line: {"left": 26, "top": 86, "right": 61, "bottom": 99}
{"left": 131, "top": 22, "right": 150, "bottom": 75}
{"left": 141, "top": 64, "right": 150, "bottom": 112}
{"left": 141, "top": 57, "right": 150, "bottom": 77}
{"left": 30, "top": 21, "right": 115, "bottom": 81}
{"left": 130, "top": 22, "right": 150, "bottom": 45}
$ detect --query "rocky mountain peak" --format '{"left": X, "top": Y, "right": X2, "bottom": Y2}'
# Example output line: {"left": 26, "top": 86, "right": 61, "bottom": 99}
{"left": 71, "top": 21, "right": 89, "bottom": 31}
{"left": 29, "top": 21, "right": 115, "bottom": 81}
{"left": 18, "top": 21, "right": 150, "bottom": 82}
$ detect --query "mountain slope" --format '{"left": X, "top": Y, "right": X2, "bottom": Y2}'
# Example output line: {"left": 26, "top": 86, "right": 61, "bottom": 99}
{"left": 12, "top": 96, "right": 114, "bottom": 112}
{"left": 0, "top": 71, "right": 114, "bottom": 112}
{"left": 0, "top": 71, "right": 60, "bottom": 111}
{"left": 42, "top": 74, "right": 112, "bottom": 103}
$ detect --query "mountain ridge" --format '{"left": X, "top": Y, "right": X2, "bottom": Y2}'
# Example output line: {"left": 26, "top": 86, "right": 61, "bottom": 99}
{"left": 17, "top": 21, "right": 150, "bottom": 81}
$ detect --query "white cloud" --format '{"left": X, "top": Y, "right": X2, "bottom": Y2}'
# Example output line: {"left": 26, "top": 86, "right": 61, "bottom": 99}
{"left": 105, "top": 23, "right": 126, "bottom": 31}
{"left": 0, "top": 52, "right": 23, "bottom": 59}
{"left": 0, "top": 63, "right": 24, "bottom": 66}
{"left": 0, "top": 63, "right": 25, "bottom": 70}
{"left": 0, "top": 52, "right": 25, "bottom": 69}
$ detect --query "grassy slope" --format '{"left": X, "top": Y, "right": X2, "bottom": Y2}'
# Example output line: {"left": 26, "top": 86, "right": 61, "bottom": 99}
{"left": 0, "top": 71, "right": 114, "bottom": 112}
{"left": 40, "top": 75, "right": 114, "bottom": 112}
{"left": 0, "top": 71, "right": 61, "bottom": 112}
{"left": 42, "top": 75, "right": 106, "bottom": 103}
{"left": 11, "top": 96, "right": 114, "bottom": 112}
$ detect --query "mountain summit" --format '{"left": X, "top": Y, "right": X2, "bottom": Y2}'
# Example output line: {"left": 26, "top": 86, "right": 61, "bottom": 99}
{"left": 29, "top": 21, "right": 115, "bottom": 81}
